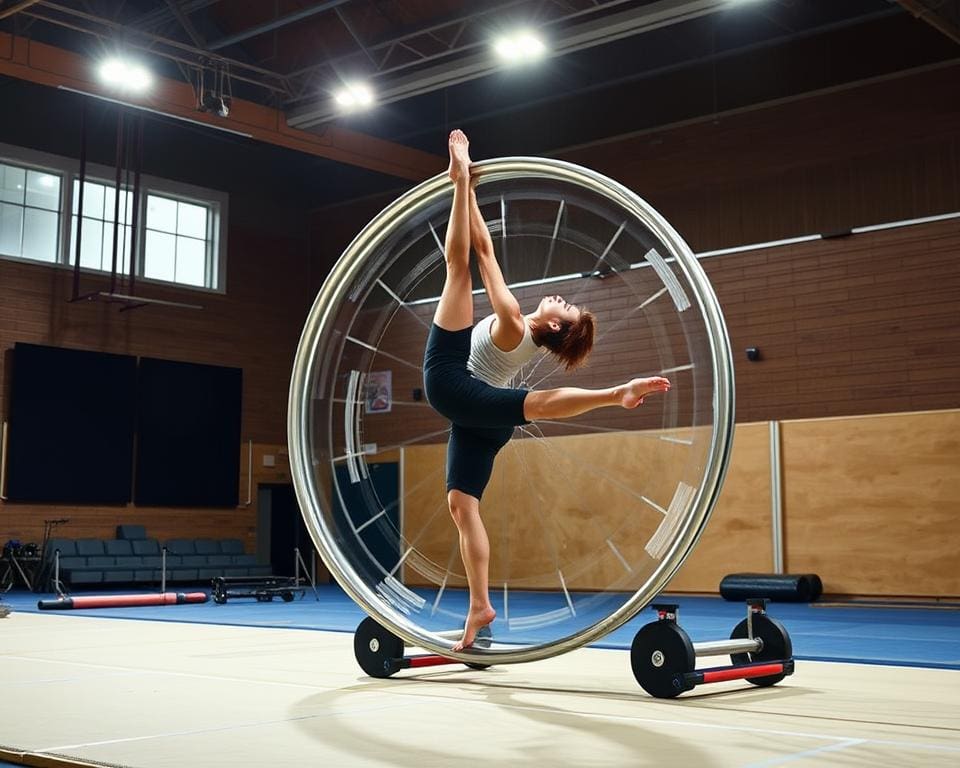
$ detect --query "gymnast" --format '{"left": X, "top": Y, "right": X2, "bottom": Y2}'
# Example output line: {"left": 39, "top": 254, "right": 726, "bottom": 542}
{"left": 423, "top": 129, "right": 671, "bottom": 649}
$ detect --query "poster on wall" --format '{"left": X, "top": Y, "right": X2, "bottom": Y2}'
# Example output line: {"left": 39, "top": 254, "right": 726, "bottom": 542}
{"left": 365, "top": 370, "right": 392, "bottom": 414}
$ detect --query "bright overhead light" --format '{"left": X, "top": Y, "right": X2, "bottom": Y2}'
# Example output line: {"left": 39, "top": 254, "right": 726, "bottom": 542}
{"left": 98, "top": 57, "right": 153, "bottom": 92}
{"left": 516, "top": 32, "right": 545, "bottom": 58}
{"left": 493, "top": 30, "right": 546, "bottom": 64}
{"left": 333, "top": 82, "right": 375, "bottom": 111}
{"left": 38, "top": 175, "right": 55, "bottom": 188}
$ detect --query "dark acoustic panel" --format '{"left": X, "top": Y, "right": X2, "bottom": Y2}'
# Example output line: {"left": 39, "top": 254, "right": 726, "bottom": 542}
{"left": 135, "top": 357, "right": 242, "bottom": 508}
{"left": 6, "top": 343, "right": 136, "bottom": 504}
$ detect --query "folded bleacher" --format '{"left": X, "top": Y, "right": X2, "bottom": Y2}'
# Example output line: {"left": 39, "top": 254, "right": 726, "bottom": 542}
{"left": 44, "top": 525, "right": 271, "bottom": 588}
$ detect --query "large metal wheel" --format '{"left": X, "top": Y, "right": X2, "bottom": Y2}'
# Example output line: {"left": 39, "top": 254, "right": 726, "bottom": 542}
{"left": 289, "top": 158, "right": 734, "bottom": 665}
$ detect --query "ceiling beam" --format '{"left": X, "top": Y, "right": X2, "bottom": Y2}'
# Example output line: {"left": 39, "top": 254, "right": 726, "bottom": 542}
{"left": 0, "top": 31, "right": 443, "bottom": 181}
{"left": 0, "top": 0, "right": 42, "bottom": 20}
{"left": 896, "top": 0, "right": 960, "bottom": 45}
{"left": 163, "top": 0, "right": 206, "bottom": 48}
{"left": 207, "top": 0, "right": 350, "bottom": 51}
{"left": 130, "top": 0, "right": 220, "bottom": 34}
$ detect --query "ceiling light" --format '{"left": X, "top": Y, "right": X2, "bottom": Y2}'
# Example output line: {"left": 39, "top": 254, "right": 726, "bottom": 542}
{"left": 493, "top": 30, "right": 546, "bottom": 64}
{"left": 336, "top": 83, "right": 374, "bottom": 108}
{"left": 333, "top": 82, "right": 375, "bottom": 111}
{"left": 97, "top": 57, "right": 153, "bottom": 92}
{"left": 38, "top": 175, "right": 55, "bottom": 188}
{"left": 516, "top": 32, "right": 545, "bottom": 58}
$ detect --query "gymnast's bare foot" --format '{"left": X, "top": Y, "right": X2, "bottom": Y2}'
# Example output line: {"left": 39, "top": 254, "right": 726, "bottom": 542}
{"left": 453, "top": 604, "right": 495, "bottom": 651}
{"left": 448, "top": 129, "right": 471, "bottom": 183}
{"left": 620, "top": 376, "right": 671, "bottom": 409}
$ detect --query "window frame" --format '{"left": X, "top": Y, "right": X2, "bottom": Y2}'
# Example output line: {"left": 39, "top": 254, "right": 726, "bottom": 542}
{"left": 0, "top": 153, "right": 66, "bottom": 266}
{"left": 0, "top": 141, "right": 229, "bottom": 293}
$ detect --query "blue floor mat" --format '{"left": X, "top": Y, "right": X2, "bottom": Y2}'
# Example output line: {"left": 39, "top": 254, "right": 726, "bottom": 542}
{"left": 3, "top": 584, "right": 958, "bottom": 669}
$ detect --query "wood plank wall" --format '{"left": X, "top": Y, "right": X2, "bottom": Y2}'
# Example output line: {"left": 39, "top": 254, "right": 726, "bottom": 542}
{"left": 399, "top": 423, "right": 771, "bottom": 595}
{"left": 782, "top": 410, "right": 960, "bottom": 598}
{"left": 0, "top": 222, "right": 311, "bottom": 548}
{"left": 560, "top": 64, "right": 960, "bottom": 251}
{"left": 393, "top": 411, "right": 959, "bottom": 597}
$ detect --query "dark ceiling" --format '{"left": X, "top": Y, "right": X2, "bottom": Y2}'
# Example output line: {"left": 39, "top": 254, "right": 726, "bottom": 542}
{"left": 1, "top": 0, "right": 958, "bottom": 208}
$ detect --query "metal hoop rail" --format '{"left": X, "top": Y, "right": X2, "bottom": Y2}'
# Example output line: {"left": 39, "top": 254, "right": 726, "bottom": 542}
{"left": 288, "top": 157, "right": 735, "bottom": 665}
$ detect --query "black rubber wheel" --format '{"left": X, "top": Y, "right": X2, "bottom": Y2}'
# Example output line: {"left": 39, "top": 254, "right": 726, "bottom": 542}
{"left": 729, "top": 614, "right": 793, "bottom": 687}
{"left": 281, "top": 591, "right": 294, "bottom": 602}
{"left": 212, "top": 592, "right": 227, "bottom": 605}
{"left": 630, "top": 621, "right": 696, "bottom": 698}
{"left": 354, "top": 616, "right": 404, "bottom": 678}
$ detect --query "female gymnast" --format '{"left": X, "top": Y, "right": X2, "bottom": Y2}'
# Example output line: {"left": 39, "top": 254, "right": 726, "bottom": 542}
{"left": 423, "top": 130, "right": 671, "bottom": 649}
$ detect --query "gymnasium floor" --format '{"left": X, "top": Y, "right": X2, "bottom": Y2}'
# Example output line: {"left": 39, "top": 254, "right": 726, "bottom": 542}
{"left": 1, "top": 586, "right": 958, "bottom": 767}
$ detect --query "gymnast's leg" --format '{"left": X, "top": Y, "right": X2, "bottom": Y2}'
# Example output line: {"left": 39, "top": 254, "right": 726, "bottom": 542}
{"left": 448, "top": 488, "right": 496, "bottom": 651}
{"left": 523, "top": 376, "right": 672, "bottom": 421}
{"left": 432, "top": 129, "right": 474, "bottom": 332}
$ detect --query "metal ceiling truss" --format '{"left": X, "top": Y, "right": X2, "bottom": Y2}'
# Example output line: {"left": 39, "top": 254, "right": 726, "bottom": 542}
{"left": 896, "top": 0, "right": 960, "bottom": 44}
{"left": 7, "top": 0, "right": 930, "bottom": 131}
{"left": 13, "top": 1, "right": 295, "bottom": 96}
{"left": 285, "top": 0, "right": 736, "bottom": 126}
{"left": 6, "top": 0, "right": 737, "bottom": 119}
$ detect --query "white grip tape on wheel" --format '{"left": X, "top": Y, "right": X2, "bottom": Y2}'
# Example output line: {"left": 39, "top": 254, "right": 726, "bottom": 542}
{"left": 645, "top": 482, "right": 696, "bottom": 559}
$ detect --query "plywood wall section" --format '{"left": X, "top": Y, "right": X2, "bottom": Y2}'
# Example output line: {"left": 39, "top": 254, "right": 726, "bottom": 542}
{"left": 667, "top": 422, "right": 773, "bottom": 592}
{"left": 782, "top": 410, "right": 960, "bottom": 597}
{"left": 399, "top": 411, "right": 960, "bottom": 597}
{"left": 402, "top": 428, "right": 720, "bottom": 592}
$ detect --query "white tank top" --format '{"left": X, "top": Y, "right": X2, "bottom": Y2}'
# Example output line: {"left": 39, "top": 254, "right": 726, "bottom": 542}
{"left": 467, "top": 314, "right": 544, "bottom": 387}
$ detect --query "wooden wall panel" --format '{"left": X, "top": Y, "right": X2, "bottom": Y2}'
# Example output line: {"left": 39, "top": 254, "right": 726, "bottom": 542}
{"left": 402, "top": 428, "right": 719, "bottom": 592}
{"left": 667, "top": 422, "right": 773, "bottom": 593}
{"left": 782, "top": 410, "right": 960, "bottom": 597}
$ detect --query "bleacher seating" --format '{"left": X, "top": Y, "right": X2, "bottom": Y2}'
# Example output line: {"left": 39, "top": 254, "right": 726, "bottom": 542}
{"left": 43, "top": 527, "right": 271, "bottom": 588}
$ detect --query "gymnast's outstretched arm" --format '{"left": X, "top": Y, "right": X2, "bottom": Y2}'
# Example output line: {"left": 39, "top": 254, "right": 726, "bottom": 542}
{"left": 468, "top": 178, "right": 525, "bottom": 350}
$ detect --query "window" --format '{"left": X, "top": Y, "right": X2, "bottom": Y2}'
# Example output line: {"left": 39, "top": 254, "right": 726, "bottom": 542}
{"left": 144, "top": 194, "right": 214, "bottom": 288}
{"left": 69, "top": 179, "right": 134, "bottom": 274}
{"left": 0, "top": 161, "right": 62, "bottom": 263}
{"left": 0, "top": 143, "right": 227, "bottom": 292}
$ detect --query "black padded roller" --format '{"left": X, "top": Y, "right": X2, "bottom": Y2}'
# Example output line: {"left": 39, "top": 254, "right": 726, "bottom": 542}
{"left": 719, "top": 573, "right": 823, "bottom": 602}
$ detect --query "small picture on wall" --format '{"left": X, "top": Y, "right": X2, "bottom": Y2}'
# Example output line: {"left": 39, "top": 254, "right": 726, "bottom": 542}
{"left": 365, "top": 370, "right": 392, "bottom": 414}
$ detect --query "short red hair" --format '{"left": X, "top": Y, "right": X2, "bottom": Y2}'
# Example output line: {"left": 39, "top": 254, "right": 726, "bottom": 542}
{"left": 532, "top": 308, "right": 596, "bottom": 371}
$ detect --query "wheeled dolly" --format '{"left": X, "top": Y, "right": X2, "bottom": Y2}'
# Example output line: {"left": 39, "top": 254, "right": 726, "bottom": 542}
{"left": 631, "top": 599, "right": 794, "bottom": 698}
{"left": 354, "top": 616, "right": 492, "bottom": 678}
{"left": 211, "top": 575, "right": 305, "bottom": 604}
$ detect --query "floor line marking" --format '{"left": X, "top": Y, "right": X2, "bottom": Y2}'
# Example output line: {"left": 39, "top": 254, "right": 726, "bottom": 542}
{"left": 0, "top": 655, "right": 342, "bottom": 692}
{"left": 739, "top": 738, "right": 867, "bottom": 767}
{"left": 39, "top": 700, "right": 433, "bottom": 752}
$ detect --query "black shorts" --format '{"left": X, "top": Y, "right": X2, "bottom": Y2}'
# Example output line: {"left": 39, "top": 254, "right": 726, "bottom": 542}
{"left": 423, "top": 324, "right": 530, "bottom": 500}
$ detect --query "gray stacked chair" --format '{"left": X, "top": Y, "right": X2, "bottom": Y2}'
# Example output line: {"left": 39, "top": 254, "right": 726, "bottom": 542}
{"left": 130, "top": 539, "right": 166, "bottom": 583}
{"left": 194, "top": 538, "right": 234, "bottom": 579}
{"left": 102, "top": 540, "right": 137, "bottom": 584}
{"left": 72, "top": 539, "right": 110, "bottom": 585}
{"left": 164, "top": 539, "right": 200, "bottom": 583}
{"left": 219, "top": 538, "right": 272, "bottom": 577}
